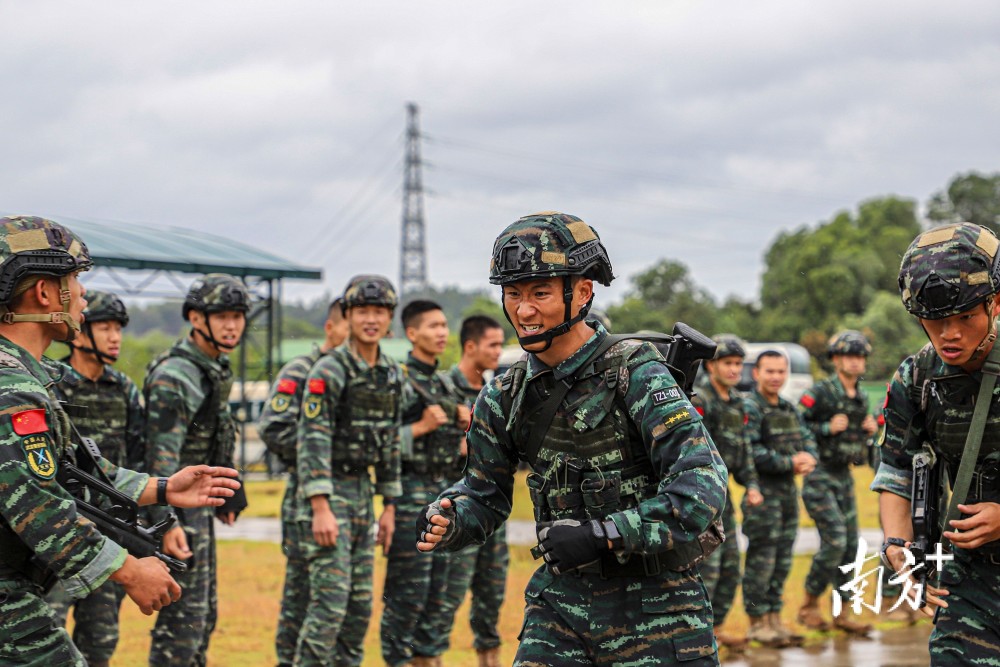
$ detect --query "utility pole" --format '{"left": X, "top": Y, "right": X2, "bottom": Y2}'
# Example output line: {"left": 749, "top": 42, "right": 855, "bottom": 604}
{"left": 400, "top": 102, "right": 428, "bottom": 293}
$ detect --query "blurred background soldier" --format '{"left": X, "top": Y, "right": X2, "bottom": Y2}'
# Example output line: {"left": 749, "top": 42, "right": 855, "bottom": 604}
{"left": 382, "top": 299, "right": 469, "bottom": 667}
{"left": 877, "top": 223, "right": 1000, "bottom": 665}
{"left": 797, "top": 330, "right": 877, "bottom": 635}
{"left": 143, "top": 273, "right": 250, "bottom": 666}
{"left": 295, "top": 275, "right": 401, "bottom": 667}
{"left": 258, "top": 298, "right": 348, "bottom": 667}
{"left": 691, "top": 334, "right": 761, "bottom": 651}
{"left": 440, "top": 315, "right": 508, "bottom": 667}
{"left": 417, "top": 212, "right": 727, "bottom": 666}
{"left": 742, "top": 351, "right": 817, "bottom": 648}
{"left": 44, "top": 290, "right": 145, "bottom": 667}
{"left": 0, "top": 216, "right": 239, "bottom": 666}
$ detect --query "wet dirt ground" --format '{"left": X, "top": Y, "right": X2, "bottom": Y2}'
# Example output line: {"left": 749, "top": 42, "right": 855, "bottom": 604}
{"left": 722, "top": 624, "right": 933, "bottom": 666}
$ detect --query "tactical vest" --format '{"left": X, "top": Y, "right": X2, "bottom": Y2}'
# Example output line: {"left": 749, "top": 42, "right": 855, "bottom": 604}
{"left": 812, "top": 381, "right": 869, "bottom": 467}
{"left": 758, "top": 402, "right": 803, "bottom": 484}
{"left": 57, "top": 369, "right": 130, "bottom": 467}
{"left": 402, "top": 368, "right": 463, "bottom": 475}
{"left": 704, "top": 394, "right": 748, "bottom": 476}
{"left": 331, "top": 358, "right": 402, "bottom": 470}
{"left": 145, "top": 342, "right": 235, "bottom": 467}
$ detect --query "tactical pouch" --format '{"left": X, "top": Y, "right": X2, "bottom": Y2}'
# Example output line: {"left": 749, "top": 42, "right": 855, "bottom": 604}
{"left": 526, "top": 472, "right": 550, "bottom": 524}
{"left": 581, "top": 474, "right": 622, "bottom": 520}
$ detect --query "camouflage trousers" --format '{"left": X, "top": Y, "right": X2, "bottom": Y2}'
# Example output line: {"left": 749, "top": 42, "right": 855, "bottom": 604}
{"left": 0, "top": 579, "right": 85, "bottom": 666}
{"left": 295, "top": 474, "right": 374, "bottom": 667}
{"left": 381, "top": 473, "right": 450, "bottom": 665}
{"left": 699, "top": 489, "right": 740, "bottom": 625}
{"left": 931, "top": 550, "right": 1000, "bottom": 665}
{"left": 741, "top": 478, "right": 798, "bottom": 617}
{"left": 46, "top": 577, "right": 125, "bottom": 664}
{"left": 149, "top": 506, "right": 217, "bottom": 667}
{"left": 276, "top": 471, "right": 308, "bottom": 667}
{"left": 438, "top": 524, "right": 509, "bottom": 651}
{"left": 801, "top": 465, "right": 858, "bottom": 599}
{"left": 514, "top": 564, "right": 718, "bottom": 666}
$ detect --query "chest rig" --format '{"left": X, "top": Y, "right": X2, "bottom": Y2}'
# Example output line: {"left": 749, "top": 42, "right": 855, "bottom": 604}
{"left": 145, "top": 342, "right": 235, "bottom": 467}
{"left": 703, "top": 391, "right": 748, "bottom": 475}
{"left": 758, "top": 401, "right": 804, "bottom": 483}
{"left": 331, "top": 353, "right": 402, "bottom": 470}
{"left": 813, "top": 380, "right": 869, "bottom": 467}
{"left": 402, "top": 367, "right": 462, "bottom": 475}
{"left": 58, "top": 370, "right": 129, "bottom": 467}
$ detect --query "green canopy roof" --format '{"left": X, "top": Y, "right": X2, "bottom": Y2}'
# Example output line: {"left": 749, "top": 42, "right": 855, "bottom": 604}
{"left": 39, "top": 215, "right": 322, "bottom": 281}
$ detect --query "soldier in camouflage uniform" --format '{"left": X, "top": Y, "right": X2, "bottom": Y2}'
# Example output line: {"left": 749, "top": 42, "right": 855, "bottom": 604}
{"left": 440, "top": 315, "right": 508, "bottom": 667}
{"left": 690, "top": 334, "right": 761, "bottom": 651}
{"left": 44, "top": 290, "right": 145, "bottom": 666}
{"left": 741, "top": 350, "right": 818, "bottom": 647}
{"left": 0, "top": 215, "right": 240, "bottom": 666}
{"left": 258, "top": 298, "right": 349, "bottom": 667}
{"left": 143, "top": 273, "right": 251, "bottom": 667}
{"left": 295, "top": 275, "right": 402, "bottom": 667}
{"left": 876, "top": 222, "right": 1000, "bottom": 665}
{"left": 797, "top": 330, "right": 877, "bottom": 634}
{"left": 381, "top": 299, "right": 470, "bottom": 667}
{"left": 417, "top": 212, "right": 728, "bottom": 666}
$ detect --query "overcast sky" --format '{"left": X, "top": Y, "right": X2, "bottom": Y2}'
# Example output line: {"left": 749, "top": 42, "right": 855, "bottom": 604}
{"left": 2, "top": 1, "right": 998, "bottom": 309}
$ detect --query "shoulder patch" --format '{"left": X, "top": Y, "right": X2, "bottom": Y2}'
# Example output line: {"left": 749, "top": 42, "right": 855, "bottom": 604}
{"left": 12, "top": 409, "right": 48, "bottom": 435}
{"left": 22, "top": 433, "right": 57, "bottom": 479}
{"left": 695, "top": 405, "right": 705, "bottom": 416}
{"left": 308, "top": 378, "right": 326, "bottom": 394}
{"left": 277, "top": 378, "right": 298, "bottom": 395}
{"left": 799, "top": 394, "right": 816, "bottom": 408}
{"left": 303, "top": 394, "right": 323, "bottom": 419}
{"left": 651, "top": 386, "right": 683, "bottom": 406}
{"left": 651, "top": 405, "right": 694, "bottom": 440}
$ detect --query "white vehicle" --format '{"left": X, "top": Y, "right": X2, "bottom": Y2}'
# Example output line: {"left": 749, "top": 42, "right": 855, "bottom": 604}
{"left": 736, "top": 342, "right": 814, "bottom": 403}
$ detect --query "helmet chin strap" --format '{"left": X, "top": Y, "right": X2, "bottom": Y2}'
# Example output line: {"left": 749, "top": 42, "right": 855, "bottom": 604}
{"left": 501, "top": 277, "right": 594, "bottom": 353}
{"left": 970, "top": 297, "right": 998, "bottom": 362}
{"left": 0, "top": 275, "right": 82, "bottom": 342}
{"left": 192, "top": 314, "right": 242, "bottom": 353}
{"left": 71, "top": 324, "right": 119, "bottom": 364}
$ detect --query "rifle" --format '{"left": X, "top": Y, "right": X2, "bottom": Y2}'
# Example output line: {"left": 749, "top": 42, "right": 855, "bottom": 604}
{"left": 58, "top": 419, "right": 187, "bottom": 573}
{"left": 650, "top": 322, "right": 718, "bottom": 398}
{"left": 909, "top": 444, "right": 941, "bottom": 608}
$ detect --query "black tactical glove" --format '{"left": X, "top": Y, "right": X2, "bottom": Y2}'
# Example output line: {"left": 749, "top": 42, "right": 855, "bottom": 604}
{"left": 215, "top": 479, "right": 248, "bottom": 522}
{"left": 415, "top": 499, "right": 458, "bottom": 549}
{"left": 536, "top": 519, "right": 609, "bottom": 575}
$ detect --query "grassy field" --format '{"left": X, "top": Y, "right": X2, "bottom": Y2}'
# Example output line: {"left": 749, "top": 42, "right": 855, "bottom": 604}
{"left": 99, "top": 465, "right": 896, "bottom": 665}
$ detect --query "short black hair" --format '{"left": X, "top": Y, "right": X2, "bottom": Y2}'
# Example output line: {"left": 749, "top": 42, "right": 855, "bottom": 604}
{"left": 327, "top": 297, "right": 345, "bottom": 322}
{"left": 401, "top": 299, "right": 443, "bottom": 330}
{"left": 755, "top": 350, "right": 787, "bottom": 368}
{"left": 460, "top": 315, "right": 503, "bottom": 348}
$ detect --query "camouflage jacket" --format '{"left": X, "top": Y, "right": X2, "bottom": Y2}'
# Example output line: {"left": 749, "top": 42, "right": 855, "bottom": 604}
{"left": 400, "top": 353, "right": 465, "bottom": 476}
{"left": 873, "top": 342, "right": 1000, "bottom": 501}
{"left": 447, "top": 364, "right": 485, "bottom": 405}
{"left": 798, "top": 375, "right": 870, "bottom": 468}
{"left": 439, "top": 325, "right": 728, "bottom": 555}
{"left": 257, "top": 345, "right": 326, "bottom": 466}
{"left": 45, "top": 358, "right": 145, "bottom": 470}
{"left": 0, "top": 335, "right": 148, "bottom": 597}
{"left": 744, "top": 387, "right": 819, "bottom": 481}
{"left": 142, "top": 336, "right": 236, "bottom": 524}
{"left": 297, "top": 342, "right": 403, "bottom": 504}
{"left": 690, "top": 382, "right": 759, "bottom": 493}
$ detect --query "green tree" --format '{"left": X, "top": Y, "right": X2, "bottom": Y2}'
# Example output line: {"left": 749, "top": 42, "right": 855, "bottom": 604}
{"left": 607, "top": 259, "right": 719, "bottom": 334}
{"left": 927, "top": 171, "right": 1000, "bottom": 236}
{"left": 840, "top": 290, "right": 926, "bottom": 380}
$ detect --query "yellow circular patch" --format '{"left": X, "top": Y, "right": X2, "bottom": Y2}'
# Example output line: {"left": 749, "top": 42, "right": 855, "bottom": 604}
{"left": 303, "top": 395, "right": 323, "bottom": 420}
{"left": 270, "top": 394, "right": 291, "bottom": 413}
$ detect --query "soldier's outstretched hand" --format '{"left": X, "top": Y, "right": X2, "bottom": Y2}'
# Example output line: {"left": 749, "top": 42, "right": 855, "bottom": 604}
{"left": 416, "top": 498, "right": 456, "bottom": 552}
{"left": 158, "top": 465, "right": 241, "bottom": 508}
{"left": 110, "top": 554, "right": 182, "bottom": 615}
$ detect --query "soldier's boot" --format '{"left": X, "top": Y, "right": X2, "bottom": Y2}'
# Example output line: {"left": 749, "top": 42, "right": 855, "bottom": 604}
{"left": 796, "top": 593, "right": 831, "bottom": 631}
{"left": 747, "top": 614, "right": 787, "bottom": 648}
{"left": 833, "top": 613, "right": 873, "bottom": 636}
{"left": 768, "top": 611, "right": 805, "bottom": 647}
{"left": 477, "top": 647, "right": 502, "bottom": 667}
{"left": 713, "top": 625, "right": 748, "bottom": 652}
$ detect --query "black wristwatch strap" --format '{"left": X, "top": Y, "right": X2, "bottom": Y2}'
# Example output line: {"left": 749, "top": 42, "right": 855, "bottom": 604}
{"left": 880, "top": 537, "right": 907, "bottom": 569}
{"left": 157, "top": 477, "right": 169, "bottom": 506}
{"left": 383, "top": 497, "right": 397, "bottom": 507}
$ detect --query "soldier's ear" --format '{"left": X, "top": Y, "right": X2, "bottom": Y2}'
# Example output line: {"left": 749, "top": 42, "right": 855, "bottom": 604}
{"left": 573, "top": 277, "right": 593, "bottom": 307}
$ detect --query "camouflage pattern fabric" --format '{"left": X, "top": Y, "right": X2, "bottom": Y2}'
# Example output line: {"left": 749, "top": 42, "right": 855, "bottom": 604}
{"left": 799, "top": 376, "right": 869, "bottom": 600}
{"left": 826, "top": 330, "right": 871, "bottom": 358}
{"left": 690, "top": 380, "right": 758, "bottom": 625}
{"left": 382, "top": 353, "right": 465, "bottom": 665}
{"left": 257, "top": 346, "right": 325, "bottom": 667}
{"left": 42, "top": 357, "right": 145, "bottom": 663}
{"left": 741, "top": 388, "right": 818, "bottom": 618}
{"left": 0, "top": 337, "right": 147, "bottom": 666}
{"left": 437, "top": 324, "right": 727, "bottom": 665}
{"left": 183, "top": 273, "right": 250, "bottom": 318}
{"left": 341, "top": 274, "right": 398, "bottom": 310}
{"left": 875, "top": 343, "right": 1000, "bottom": 663}
{"left": 295, "top": 343, "right": 403, "bottom": 666}
{"left": 141, "top": 336, "right": 236, "bottom": 666}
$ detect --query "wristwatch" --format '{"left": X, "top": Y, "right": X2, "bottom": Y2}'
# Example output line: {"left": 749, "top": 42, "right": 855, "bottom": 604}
{"left": 880, "top": 537, "right": 908, "bottom": 570}
{"left": 383, "top": 497, "right": 397, "bottom": 507}
{"left": 156, "top": 477, "right": 170, "bottom": 506}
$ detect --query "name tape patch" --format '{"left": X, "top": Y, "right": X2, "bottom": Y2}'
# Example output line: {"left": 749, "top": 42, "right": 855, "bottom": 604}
{"left": 651, "top": 387, "right": 683, "bottom": 406}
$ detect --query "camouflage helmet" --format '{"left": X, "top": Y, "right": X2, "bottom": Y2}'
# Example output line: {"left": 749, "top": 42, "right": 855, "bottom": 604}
{"left": 0, "top": 215, "right": 92, "bottom": 306}
{"left": 827, "top": 330, "right": 871, "bottom": 358}
{"left": 489, "top": 212, "right": 614, "bottom": 287}
{"left": 342, "top": 274, "right": 398, "bottom": 311}
{"left": 83, "top": 290, "right": 129, "bottom": 326}
{"left": 712, "top": 333, "right": 747, "bottom": 360}
{"left": 183, "top": 273, "right": 250, "bottom": 320}
{"left": 899, "top": 222, "right": 1000, "bottom": 320}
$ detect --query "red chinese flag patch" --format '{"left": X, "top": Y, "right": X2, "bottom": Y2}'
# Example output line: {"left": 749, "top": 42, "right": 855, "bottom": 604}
{"left": 308, "top": 378, "right": 326, "bottom": 395}
{"left": 799, "top": 394, "right": 816, "bottom": 408}
{"left": 695, "top": 406, "right": 705, "bottom": 416}
{"left": 744, "top": 414, "right": 749, "bottom": 425}
{"left": 877, "top": 414, "right": 886, "bottom": 426}
{"left": 277, "top": 378, "right": 297, "bottom": 395}
{"left": 12, "top": 409, "right": 48, "bottom": 435}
